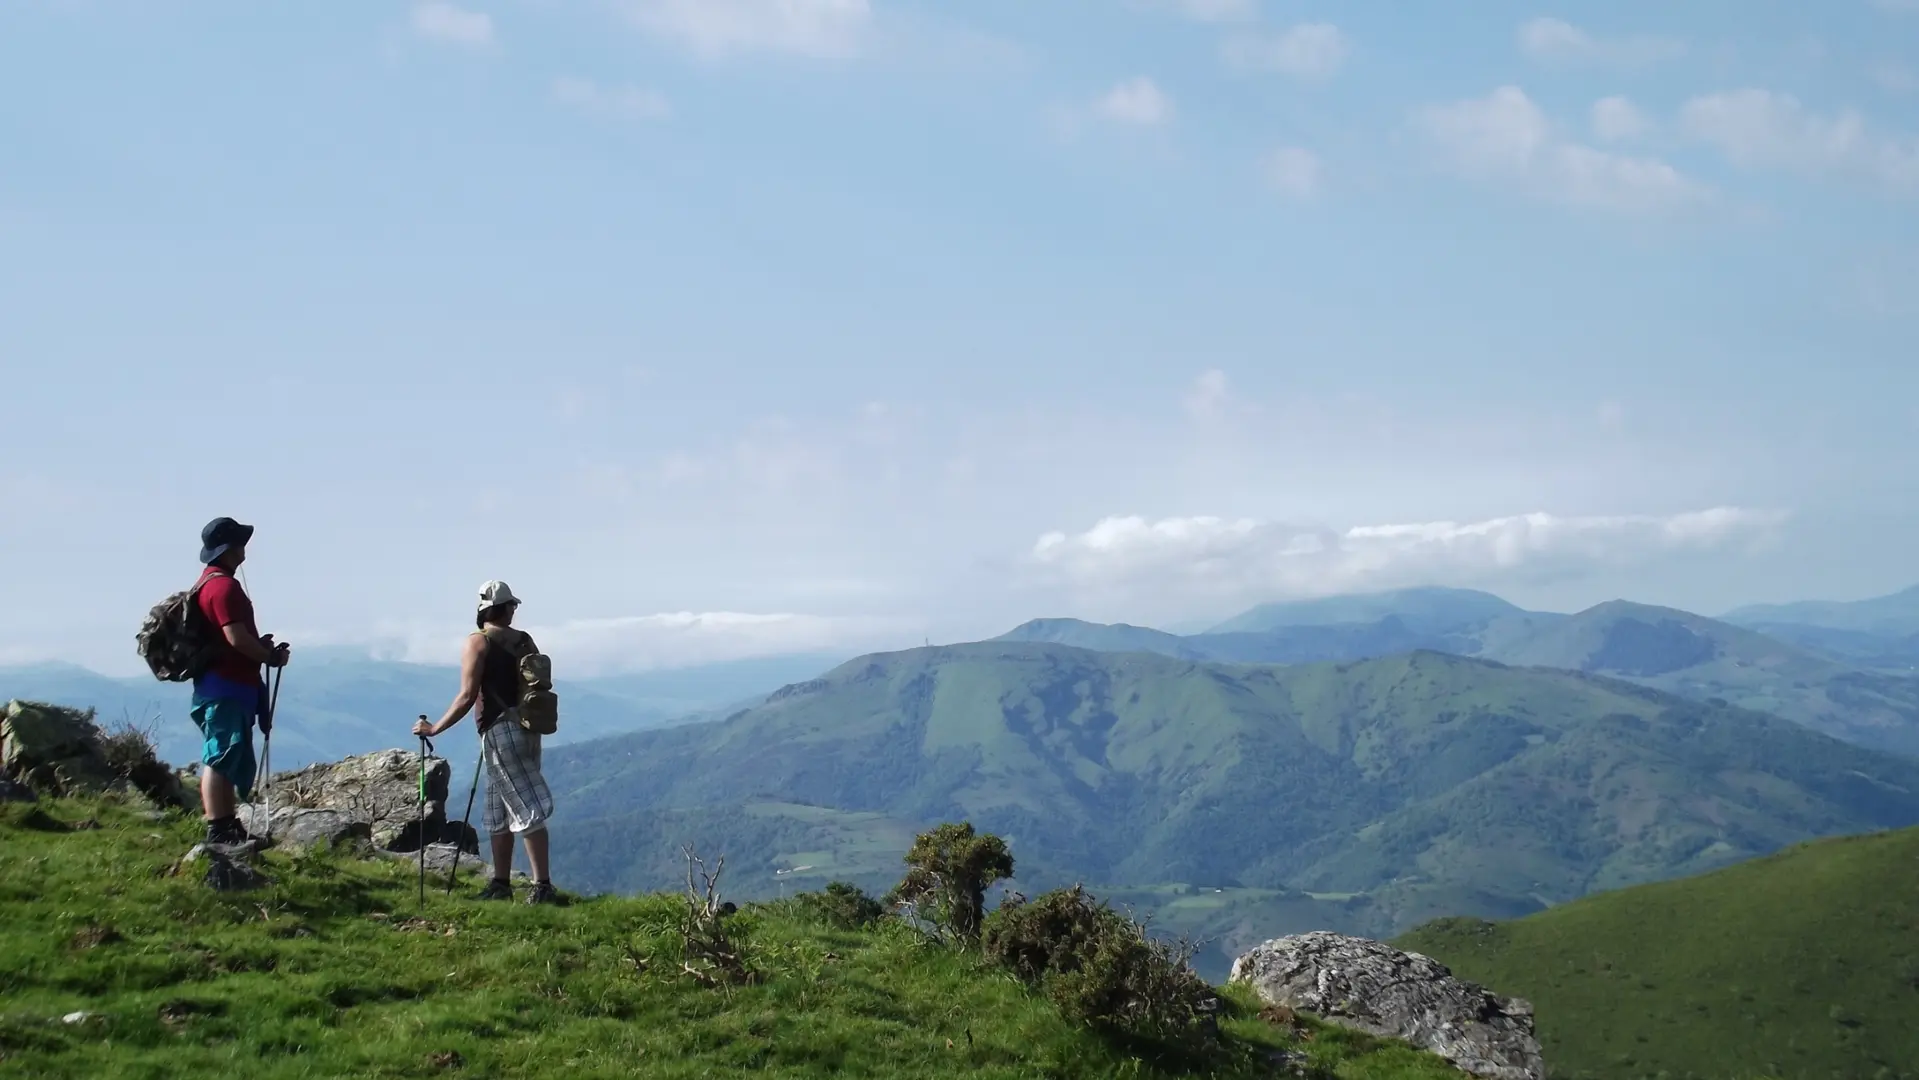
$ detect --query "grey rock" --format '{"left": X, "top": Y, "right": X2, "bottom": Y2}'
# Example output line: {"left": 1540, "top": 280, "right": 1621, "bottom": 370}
{"left": 264, "top": 749, "right": 453, "bottom": 850}
{"left": 376, "top": 842, "right": 489, "bottom": 880}
{"left": 1, "top": 700, "right": 188, "bottom": 807}
{"left": 237, "top": 806, "right": 372, "bottom": 853}
{"left": 1230, "top": 932, "right": 1545, "bottom": 1080}
{"left": 0, "top": 777, "right": 36, "bottom": 803}
{"left": 182, "top": 842, "right": 271, "bottom": 893}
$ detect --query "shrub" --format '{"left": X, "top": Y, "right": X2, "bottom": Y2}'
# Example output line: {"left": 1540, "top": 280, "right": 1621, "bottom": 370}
{"left": 886, "top": 822, "right": 1013, "bottom": 945}
{"left": 794, "top": 881, "right": 885, "bottom": 930}
{"left": 98, "top": 715, "right": 178, "bottom": 806}
{"left": 983, "top": 885, "right": 1218, "bottom": 1047}
{"left": 678, "top": 847, "right": 758, "bottom": 986}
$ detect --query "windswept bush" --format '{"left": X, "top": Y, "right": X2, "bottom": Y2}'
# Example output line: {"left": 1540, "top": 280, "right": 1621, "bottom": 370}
{"left": 983, "top": 885, "right": 1218, "bottom": 1047}
{"left": 886, "top": 822, "right": 1013, "bottom": 944}
{"left": 793, "top": 881, "right": 886, "bottom": 930}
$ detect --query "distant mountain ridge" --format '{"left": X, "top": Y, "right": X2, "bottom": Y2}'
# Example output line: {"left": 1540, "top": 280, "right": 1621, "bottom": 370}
{"left": 1206, "top": 587, "right": 1527, "bottom": 636}
{"left": 545, "top": 641, "right": 1919, "bottom": 977}
{"left": 995, "top": 588, "right": 1919, "bottom": 756}
{"left": 1724, "top": 584, "right": 1919, "bottom": 635}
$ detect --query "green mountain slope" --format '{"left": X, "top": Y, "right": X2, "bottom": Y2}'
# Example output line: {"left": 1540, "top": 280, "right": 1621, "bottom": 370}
{"left": 0, "top": 798, "right": 1467, "bottom": 1080}
{"left": 1472, "top": 601, "right": 1919, "bottom": 755}
{"left": 1724, "top": 584, "right": 1919, "bottom": 636}
{"left": 997, "top": 619, "right": 1206, "bottom": 659}
{"left": 1397, "top": 825, "right": 1919, "bottom": 1080}
{"left": 1726, "top": 622, "right": 1919, "bottom": 673}
{"left": 547, "top": 644, "right": 1919, "bottom": 976}
{"left": 1206, "top": 587, "right": 1525, "bottom": 635}
{"left": 999, "top": 595, "right": 1919, "bottom": 756}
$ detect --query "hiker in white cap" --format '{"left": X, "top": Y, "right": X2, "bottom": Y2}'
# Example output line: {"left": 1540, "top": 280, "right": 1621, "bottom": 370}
{"left": 413, "top": 580, "right": 560, "bottom": 905}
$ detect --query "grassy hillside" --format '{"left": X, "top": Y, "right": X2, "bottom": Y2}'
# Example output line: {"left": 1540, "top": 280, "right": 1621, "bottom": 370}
{"left": 546, "top": 643, "right": 1919, "bottom": 971}
{"left": 0, "top": 796, "right": 1467, "bottom": 1080}
{"left": 997, "top": 619, "right": 1206, "bottom": 660}
{"left": 1398, "top": 825, "right": 1919, "bottom": 1080}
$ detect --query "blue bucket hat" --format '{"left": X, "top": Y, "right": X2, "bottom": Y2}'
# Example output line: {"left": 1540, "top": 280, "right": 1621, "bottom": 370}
{"left": 199, "top": 517, "right": 255, "bottom": 565}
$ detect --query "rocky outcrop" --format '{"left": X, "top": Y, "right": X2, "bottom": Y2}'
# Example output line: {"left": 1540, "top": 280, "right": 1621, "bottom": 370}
{"left": 2, "top": 700, "right": 185, "bottom": 807}
{"left": 263, "top": 749, "right": 471, "bottom": 850}
{"left": 245, "top": 749, "right": 481, "bottom": 871}
{"left": 1230, "top": 932, "right": 1545, "bottom": 1080}
{"left": 236, "top": 806, "right": 372, "bottom": 853}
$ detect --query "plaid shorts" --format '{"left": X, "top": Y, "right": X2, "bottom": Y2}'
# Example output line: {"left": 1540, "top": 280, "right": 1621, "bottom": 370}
{"left": 480, "top": 712, "right": 554, "bottom": 835}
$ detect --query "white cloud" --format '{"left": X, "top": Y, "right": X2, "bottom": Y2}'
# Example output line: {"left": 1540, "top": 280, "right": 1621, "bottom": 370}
{"left": 1028, "top": 507, "right": 1785, "bottom": 604}
{"left": 1679, "top": 89, "right": 1919, "bottom": 194}
{"left": 552, "top": 77, "right": 672, "bottom": 121}
{"left": 617, "top": 0, "right": 871, "bottom": 59}
{"left": 1590, "top": 95, "right": 1648, "bottom": 142}
{"left": 412, "top": 1, "right": 494, "bottom": 48}
{"left": 1223, "top": 23, "right": 1349, "bottom": 81}
{"left": 1262, "top": 145, "right": 1323, "bottom": 198}
{"left": 1413, "top": 86, "right": 1709, "bottom": 212}
{"left": 1098, "top": 77, "right": 1175, "bottom": 126}
{"left": 1517, "top": 17, "right": 1683, "bottom": 68}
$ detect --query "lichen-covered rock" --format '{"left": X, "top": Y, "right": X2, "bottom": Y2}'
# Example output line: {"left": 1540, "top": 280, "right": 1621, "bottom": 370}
{"left": 237, "top": 806, "right": 372, "bottom": 853}
{"left": 1230, "top": 931, "right": 1545, "bottom": 1080}
{"left": 266, "top": 749, "right": 454, "bottom": 850}
{"left": 2, "top": 700, "right": 187, "bottom": 807}
{"left": 2, "top": 701, "right": 109, "bottom": 794}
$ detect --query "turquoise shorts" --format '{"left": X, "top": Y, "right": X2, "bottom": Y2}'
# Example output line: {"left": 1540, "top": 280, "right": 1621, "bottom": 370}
{"left": 190, "top": 679, "right": 261, "bottom": 800}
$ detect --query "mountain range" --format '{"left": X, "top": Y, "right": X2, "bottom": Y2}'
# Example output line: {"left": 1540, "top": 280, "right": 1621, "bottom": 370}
{"left": 543, "top": 640, "right": 1919, "bottom": 977}
{"left": 1722, "top": 584, "right": 1919, "bottom": 672}
{"left": 998, "top": 587, "right": 1919, "bottom": 756}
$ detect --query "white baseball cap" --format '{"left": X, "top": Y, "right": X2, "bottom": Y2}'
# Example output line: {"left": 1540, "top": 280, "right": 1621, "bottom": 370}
{"left": 478, "top": 580, "right": 521, "bottom": 612}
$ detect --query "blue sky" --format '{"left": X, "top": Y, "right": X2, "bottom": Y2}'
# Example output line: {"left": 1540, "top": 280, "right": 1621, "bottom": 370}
{"left": 3, "top": 0, "right": 1916, "bottom": 675}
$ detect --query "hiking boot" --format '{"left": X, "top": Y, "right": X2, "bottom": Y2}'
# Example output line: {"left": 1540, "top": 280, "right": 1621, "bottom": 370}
{"left": 524, "top": 881, "right": 561, "bottom": 906}
{"left": 204, "top": 816, "right": 252, "bottom": 847}
{"left": 473, "top": 878, "right": 514, "bottom": 901}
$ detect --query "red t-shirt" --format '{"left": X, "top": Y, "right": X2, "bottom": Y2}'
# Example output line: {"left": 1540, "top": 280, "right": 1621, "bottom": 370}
{"left": 195, "top": 568, "right": 262, "bottom": 685}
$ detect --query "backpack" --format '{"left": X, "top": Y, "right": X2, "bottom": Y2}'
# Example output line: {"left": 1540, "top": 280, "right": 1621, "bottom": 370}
{"left": 135, "top": 573, "right": 225, "bottom": 683}
{"left": 485, "top": 629, "right": 559, "bottom": 736}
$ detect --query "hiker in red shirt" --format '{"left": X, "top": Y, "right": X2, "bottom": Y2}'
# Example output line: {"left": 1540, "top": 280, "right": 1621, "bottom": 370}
{"left": 191, "top": 517, "right": 291, "bottom": 846}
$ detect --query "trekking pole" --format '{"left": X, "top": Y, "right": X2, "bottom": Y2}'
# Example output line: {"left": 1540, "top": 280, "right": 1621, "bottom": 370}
{"left": 445, "top": 749, "right": 483, "bottom": 896}
{"left": 417, "top": 723, "right": 433, "bottom": 910}
{"left": 262, "top": 664, "right": 283, "bottom": 845}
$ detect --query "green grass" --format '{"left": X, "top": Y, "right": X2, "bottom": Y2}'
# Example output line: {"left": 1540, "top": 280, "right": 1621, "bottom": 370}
{"left": 0, "top": 797, "right": 1468, "bottom": 1080}
{"left": 1395, "top": 825, "right": 1919, "bottom": 1080}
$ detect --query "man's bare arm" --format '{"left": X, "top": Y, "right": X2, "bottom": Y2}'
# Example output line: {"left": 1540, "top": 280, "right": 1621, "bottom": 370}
{"left": 419, "top": 634, "right": 486, "bottom": 737}
{"left": 221, "top": 623, "right": 285, "bottom": 666}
